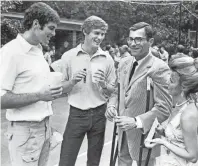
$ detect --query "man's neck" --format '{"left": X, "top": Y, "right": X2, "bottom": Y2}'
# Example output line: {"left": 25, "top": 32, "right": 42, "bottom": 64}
{"left": 136, "top": 51, "right": 149, "bottom": 61}
{"left": 22, "top": 30, "right": 40, "bottom": 46}
{"left": 82, "top": 43, "right": 98, "bottom": 57}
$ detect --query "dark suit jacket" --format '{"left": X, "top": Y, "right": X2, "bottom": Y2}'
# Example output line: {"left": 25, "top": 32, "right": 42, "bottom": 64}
{"left": 108, "top": 53, "right": 172, "bottom": 160}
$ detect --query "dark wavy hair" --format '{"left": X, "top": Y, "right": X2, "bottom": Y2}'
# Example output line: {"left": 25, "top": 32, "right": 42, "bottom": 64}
{"left": 23, "top": 2, "right": 60, "bottom": 30}
{"left": 169, "top": 54, "right": 198, "bottom": 99}
{"left": 81, "top": 15, "right": 108, "bottom": 34}
{"left": 129, "top": 22, "right": 153, "bottom": 40}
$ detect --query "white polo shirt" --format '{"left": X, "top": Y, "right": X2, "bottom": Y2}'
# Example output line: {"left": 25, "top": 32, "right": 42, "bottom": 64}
{"left": 0, "top": 34, "right": 53, "bottom": 121}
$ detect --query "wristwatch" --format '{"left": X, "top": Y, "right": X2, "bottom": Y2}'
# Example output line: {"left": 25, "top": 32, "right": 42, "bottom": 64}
{"left": 134, "top": 117, "right": 137, "bottom": 128}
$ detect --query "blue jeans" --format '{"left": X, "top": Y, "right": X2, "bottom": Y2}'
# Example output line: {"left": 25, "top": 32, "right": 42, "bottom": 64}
{"left": 59, "top": 104, "right": 107, "bottom": 166}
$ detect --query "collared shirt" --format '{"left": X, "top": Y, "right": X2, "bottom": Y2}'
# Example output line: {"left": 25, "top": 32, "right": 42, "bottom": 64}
{"left": 61, "top": 44, "right": 116, "bottom": 110}
{"left": 121, "top": 51, "right": 131, "bottom": 59}
{"left": 0, "top": 34, "right": 53, "bottom": 121}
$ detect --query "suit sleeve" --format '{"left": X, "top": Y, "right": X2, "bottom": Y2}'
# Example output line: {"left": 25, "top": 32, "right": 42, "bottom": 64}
{"left": 138, "top": 63, "right": 172, "bottom": 134}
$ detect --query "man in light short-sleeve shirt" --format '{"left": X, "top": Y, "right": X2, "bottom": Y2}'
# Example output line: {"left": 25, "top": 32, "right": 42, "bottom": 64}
{"left": 0, "top": 2, "right": 62, "bottom": 166}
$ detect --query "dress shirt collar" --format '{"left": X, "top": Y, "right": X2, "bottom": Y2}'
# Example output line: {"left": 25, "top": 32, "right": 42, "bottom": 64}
{"left": 76, "top": 44, "right": 107, "bottom": 58}
{"left": 16, "top": 34, "right": 42, "bottom": 54}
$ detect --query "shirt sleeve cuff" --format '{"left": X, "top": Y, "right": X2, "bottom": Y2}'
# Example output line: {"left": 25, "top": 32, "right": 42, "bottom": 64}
{"left": 107, "top": 105, "right": 116, "bottom": 109}
{"left": 135, "top": 116, "right": 143, "bottom": 128}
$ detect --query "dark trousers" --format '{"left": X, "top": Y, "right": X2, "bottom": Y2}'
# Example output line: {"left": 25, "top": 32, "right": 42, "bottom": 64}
{"left": 59, "top": 104, "right": 107, "bottom": 166}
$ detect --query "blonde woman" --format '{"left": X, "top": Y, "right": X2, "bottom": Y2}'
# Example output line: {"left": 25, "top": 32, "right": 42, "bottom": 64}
{"left": 146, "top": 54, "right": 198, "bottom": 166}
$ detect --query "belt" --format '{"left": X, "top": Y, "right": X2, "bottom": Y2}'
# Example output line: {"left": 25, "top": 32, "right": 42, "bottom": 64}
{"left": 70, "top": 104, "right": 106, "bottom": 112}
{"left": 10, "top": 116, "right": 49, "bottom": 126}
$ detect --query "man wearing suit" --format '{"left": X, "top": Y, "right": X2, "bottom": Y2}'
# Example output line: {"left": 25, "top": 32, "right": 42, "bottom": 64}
{"left": 106, "top": 22, "right": 172, "bottom": 166}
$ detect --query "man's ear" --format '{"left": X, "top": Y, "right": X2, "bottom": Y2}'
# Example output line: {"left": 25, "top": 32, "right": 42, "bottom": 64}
{"left": 82, "top": 29, "right": 88, "bottom": 36}
{"left": 32, "top": 19, "right": 40, "bottom": 29}
{"left": 149, "top": 38, "right": 154, "bottom": 47}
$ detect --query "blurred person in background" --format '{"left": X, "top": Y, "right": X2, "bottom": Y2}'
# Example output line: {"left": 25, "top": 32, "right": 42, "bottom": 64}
{"left": 43, "top": 46, "right": 52, "bottom": 65}
{"left": 159, "top": 45, "right": 169, "bottom": 64}
{"left": 119, "top": 44, "right": 131, "bottom": 59}
{"left": 50, "top": 45, "right": 56, "bottom": 62}
{"left": 105, "top": 44, "right": 115, "bottom": 59}
{"left": 151, "top": 45, "right": 161, "bottom": 59}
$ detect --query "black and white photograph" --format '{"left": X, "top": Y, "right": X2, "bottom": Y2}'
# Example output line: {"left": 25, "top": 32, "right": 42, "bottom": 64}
{"left": 1, "top": 1, "right": 198, "bottom": 166}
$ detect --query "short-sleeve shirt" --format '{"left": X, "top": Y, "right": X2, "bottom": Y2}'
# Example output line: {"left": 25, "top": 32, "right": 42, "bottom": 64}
{"left": 61, "top": 44, "right": 116, "bottom": 110}
{"left": 0, "top": 34, "right": 53, "bottom": 121}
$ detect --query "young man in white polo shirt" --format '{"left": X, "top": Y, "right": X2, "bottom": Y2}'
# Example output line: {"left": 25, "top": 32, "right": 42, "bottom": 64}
{"left": 0, "top": 2, "right": 62, "bottom": 166}
{"left": 58, "top": 16, "right": 116, "bottom": 166}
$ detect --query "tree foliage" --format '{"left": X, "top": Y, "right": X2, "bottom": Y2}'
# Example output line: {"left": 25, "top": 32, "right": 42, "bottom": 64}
{"left": 1, "top": 1, "right": 23, "bottom": 45}
{"left": 1, "top": 1, "right": 198, "bottom": 48}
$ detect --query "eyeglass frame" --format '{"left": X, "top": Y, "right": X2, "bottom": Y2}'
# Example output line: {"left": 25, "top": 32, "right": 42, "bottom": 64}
{"left": 127, "top": 37, "right": 147, "bottom": 45}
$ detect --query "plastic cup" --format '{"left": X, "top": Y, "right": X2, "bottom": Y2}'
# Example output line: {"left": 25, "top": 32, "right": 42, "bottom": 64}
{"left": 91, "top": 63, "right": 104, "bottom": 83}
{"left": 47, "top": 72, "right": 63, "bottom": 88}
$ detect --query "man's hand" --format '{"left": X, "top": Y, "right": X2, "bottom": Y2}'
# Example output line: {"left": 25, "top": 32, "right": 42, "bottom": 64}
{"left": 105, "top": 106, "right": 117, "bottom": 122}
{"left": 93, "top": 69, "right": 106, "bottom": 88}
{"left": 114, "top": 116, "right": 137, "bottom": 131}
{"left": 38, "top": 84, "right": 63, "bottom": 101}
{"left": 71, "top": 70, "right": 87, "bottom": 84}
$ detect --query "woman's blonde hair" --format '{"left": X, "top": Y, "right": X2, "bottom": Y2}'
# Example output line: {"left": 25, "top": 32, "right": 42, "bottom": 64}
{"left": 169, "top": 54, "right": 198, "bottom": 99}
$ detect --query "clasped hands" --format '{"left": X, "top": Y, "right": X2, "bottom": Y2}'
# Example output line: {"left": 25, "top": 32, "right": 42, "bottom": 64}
{"left": 105, "top": 106, "right": 137, "bottom": 131}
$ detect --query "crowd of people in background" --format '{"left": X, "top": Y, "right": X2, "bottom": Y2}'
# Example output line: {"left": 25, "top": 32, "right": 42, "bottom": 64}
{"left": 102, "top": 42, "right": 198, "bottom": 69}
{"left": 43, "top": 45, "right": 56, "bottom": 65}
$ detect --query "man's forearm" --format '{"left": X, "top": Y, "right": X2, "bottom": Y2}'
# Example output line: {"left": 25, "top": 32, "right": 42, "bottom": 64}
{"left": 62, "top": 80, "right": 75, "bottom": 94}
{"left": 101, "top": 83, "right": 115, "bottom": 97}
{"left": 101, "top": 84, "right": 115, "bottom": 97}
{"left": 107, "top": 86, "right": 118, "bottom": 108}
{"left": 1, "top": 91, "right": 40, "bottom": 109}
{"left": 163, "top": 141, "right": 197, "bottom": 162}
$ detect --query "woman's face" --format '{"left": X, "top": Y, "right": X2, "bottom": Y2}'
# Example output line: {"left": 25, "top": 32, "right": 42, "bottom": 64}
{"left": 168, "top": 71, "right": 182, "bottom": 96}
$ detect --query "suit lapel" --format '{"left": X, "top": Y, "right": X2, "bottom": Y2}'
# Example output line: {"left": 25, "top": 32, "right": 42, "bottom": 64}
{"left": 126, "top": 54, "right": 153, "bottom": 92}
{"left": 122, "top": 57, "right": 136, "bottom": 93}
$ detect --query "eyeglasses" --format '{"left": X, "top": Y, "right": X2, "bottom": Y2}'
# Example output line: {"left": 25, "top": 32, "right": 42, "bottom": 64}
{"left": 127, "top": 37, "right": 147, "bottom": 45}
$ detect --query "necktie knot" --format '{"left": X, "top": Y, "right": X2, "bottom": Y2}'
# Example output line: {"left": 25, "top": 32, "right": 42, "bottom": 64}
{"left": 133, "top": 61, "right": 138, "bottom": 67}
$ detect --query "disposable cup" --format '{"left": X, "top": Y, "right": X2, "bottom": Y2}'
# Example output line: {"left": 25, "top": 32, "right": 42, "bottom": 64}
{"left": 91, "top": 63, "right": 104, "bottom": 83}
{"left": 47, "top": 72, "right": 63, "bottom": 88}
